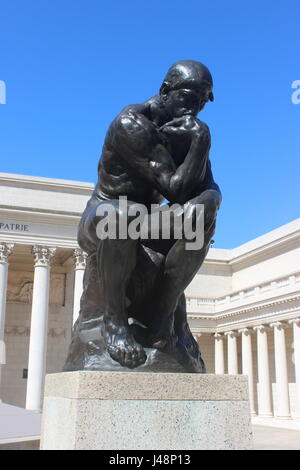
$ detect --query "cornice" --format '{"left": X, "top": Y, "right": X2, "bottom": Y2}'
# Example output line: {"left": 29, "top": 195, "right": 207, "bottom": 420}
{"left": 206, "top": 220, "right": 300, "bottom": 268}
{"left": 212, "top": 293, "right": 300, "bottom": 319}
{"left": 188, "top": 293, "right": 300, "bottom": 321}
{"left": 0, "top": 172, "right": 94, "bottom": 193}
{"left": 187, "top": 272, "right": 300, "bottom": 314}
{"left": 0, "top": 233, "right": 79, "bottom": 249}
{"left": 0, "top": 206, "right": 83, "bottom": 219}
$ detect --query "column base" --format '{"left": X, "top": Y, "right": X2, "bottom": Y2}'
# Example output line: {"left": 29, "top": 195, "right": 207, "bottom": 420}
{"left": 41, "top": 371, "right": 253, "bottom": 450}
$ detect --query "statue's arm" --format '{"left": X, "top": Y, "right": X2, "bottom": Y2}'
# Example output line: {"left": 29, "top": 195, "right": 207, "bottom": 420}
{"left": 113, "top": 111, "right": 221, "bottom": 205}
{"left": 161, "top": 118, "right": 221, "bottom": 204}
{"left": 200, "top": 157, "right": 222, "bottom": 194}
{"left": 113, "top": 111, "right": 178, "bottom": 200}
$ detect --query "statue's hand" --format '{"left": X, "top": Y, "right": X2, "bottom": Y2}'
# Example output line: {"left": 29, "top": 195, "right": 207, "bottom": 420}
{"left": 160, "top": 115, "right": 210, "bottom": 143}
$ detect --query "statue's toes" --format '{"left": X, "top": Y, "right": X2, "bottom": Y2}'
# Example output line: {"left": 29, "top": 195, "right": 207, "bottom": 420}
{"left": 122, "top": 348, "right": 146, "bottom": 368}
{"left": 129, "top": 346, "right": 147, "bottom": 367}
{"left": 107, "top": 345, "right": 121, "bottom": 364}
{"left": 107, "top": 344, "right": 146, "bottom": 368}
{"left": 137, "top": 347, "right": 147, "bottom": 364}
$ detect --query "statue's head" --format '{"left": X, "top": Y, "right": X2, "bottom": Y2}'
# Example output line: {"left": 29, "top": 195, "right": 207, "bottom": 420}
{"left": 160, "top": 60, "right": 214, "bottom": 118}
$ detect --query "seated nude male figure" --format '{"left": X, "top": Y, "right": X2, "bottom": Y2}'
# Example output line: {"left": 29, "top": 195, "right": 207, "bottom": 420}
{"left": 65, "top": 60, "right": 222, "bottom": 372}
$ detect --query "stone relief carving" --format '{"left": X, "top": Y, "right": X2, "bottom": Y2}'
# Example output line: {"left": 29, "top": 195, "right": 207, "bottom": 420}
{"left": 5, "top": 326, "right": 66, "bottom": 337}
{"left": 7, "top": 278, "right": 33, "bottom": 303}
{"left": 5, "top": 326, "right": 30, "bottom": 336}
{"left": 7, "top": 271, "right": 66, "bottom": 305}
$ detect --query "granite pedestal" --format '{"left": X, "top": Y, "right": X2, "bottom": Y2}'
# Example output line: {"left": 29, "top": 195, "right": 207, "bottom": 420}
{"left": 40, "top": 371, "right": 253, "bottom": 450}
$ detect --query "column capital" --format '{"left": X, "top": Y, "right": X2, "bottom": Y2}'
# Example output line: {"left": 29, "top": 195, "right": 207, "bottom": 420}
{"left": 0, "top": 242, "right": 14, "bottom": 264}
{"left": 214, "top": 332, "right": 224, "bottom": 340}
{"left": 238, "top": 327, "right": 254, "bottom": 335}
{"left": 192, "top": 333, "right": 202, "bottom": 339}
{"left": 270, "top": 321, "right": 288, "bottom": 330}
{"left": 224, "top": 330, "right": 239, "bottom": 338}
{"left": 73, "top": 248, "right": 87, "bottom": 270}
{"left": 288, "top": 318, "right": 300, "bottom": 327}
{"left": 32, "top": 246, "right": 56, "bottom": 267}
{"left": 253, "top": 324, "right": 271, "bottom": 333}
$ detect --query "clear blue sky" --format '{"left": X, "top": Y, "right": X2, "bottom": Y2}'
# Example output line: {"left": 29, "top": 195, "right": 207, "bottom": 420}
{"left": 0, "top": 0, "right": 299, "bottom": 248}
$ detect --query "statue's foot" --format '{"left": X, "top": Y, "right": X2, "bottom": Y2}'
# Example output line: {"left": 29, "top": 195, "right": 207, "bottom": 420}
{"left": 130, "top": 323, "right": 177, "bottom": 352}
{"left": 151, "top": 329, "right": 178, "bottom": 353}
{"left": 152, "top": 328, "right": 206, "bottom": 373}
{"left": 152, "top": 336, "right": 178, "bottom": 353}
{"left": 102, "top": 320, "right": 147, "bottom": 369}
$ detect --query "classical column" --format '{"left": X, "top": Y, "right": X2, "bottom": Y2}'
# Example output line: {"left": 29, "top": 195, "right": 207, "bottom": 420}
{"left": 214, "top": 333, "right": 225, "bottom": 374}
{"left": 270, "top": 321, "right": 291, "bottom": 418}
{"left": 0, "top": 243, "right": 14, "bottom": 401}
{"left": 26, "top": 246, "right": 56, "bottom": 411}
{"left": 72, "top": 249, "right": 87, "bottom": 326}
{"left": 225, "top": 331, "right": 238, "bottom": 374}
{"left": 254, "top": 325, "right": 273, "bottom": 417}
{"left": 239, "top": 327, "right": 256, "bottom": 415}
{"left": 193, "top": 333, "right": 202, "bottom": 341}
{"left": 289, "top": 318, "right": 300, "bottom": 418}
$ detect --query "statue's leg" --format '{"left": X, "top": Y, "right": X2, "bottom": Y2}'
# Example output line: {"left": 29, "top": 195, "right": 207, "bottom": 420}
{"left": 67, "top": 197, "right": 148, "bottom": 369}
{"left": 63, "top": 253, "right": 103, "bottom": 371}
{"left": 97, "top": 236, "right": 147, "bottom": 368}
{"left": 91, "top": 198, "right": 148, "bottom": 368}
{"left": 173, "top": 294, "right": 206, "bottom": 372}
{"left": 127, "top": 257, "right": 206, "bottom": 372}
{"left": 147, "top": 189, "right": 220, "bottom": 348}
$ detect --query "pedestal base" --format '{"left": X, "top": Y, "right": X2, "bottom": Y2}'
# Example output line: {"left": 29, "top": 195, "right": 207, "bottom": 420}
{"left": 40, "top": 371, "right": 253, "bottom": 450}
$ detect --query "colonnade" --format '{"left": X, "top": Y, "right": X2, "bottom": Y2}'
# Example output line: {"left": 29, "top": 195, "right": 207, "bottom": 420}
{"left": 0, "top": 242, "right": 86, "bottom": 411}
{"left": 214, "top": 320, "right": 300, "bottom": 418}
{"left": 1, "top": 240, "right": 300, "bottom": 418}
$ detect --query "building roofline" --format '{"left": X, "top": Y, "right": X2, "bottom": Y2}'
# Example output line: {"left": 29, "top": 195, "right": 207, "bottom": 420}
{"left": 204, "top": 218, "right": 300, "bottom": 264}
{"left": 0, "top": 172, "right": 95, "bottom": 191}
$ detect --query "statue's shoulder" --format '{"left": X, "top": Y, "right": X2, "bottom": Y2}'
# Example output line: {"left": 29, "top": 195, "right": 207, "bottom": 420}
{"left": 193, "top": 119, "right": 211, "bottom": 144}
{"left": 195, "top": 118, "right": 210, "bottom": 133}
{"left": 116, "top": 103, "right": 147, "bottom": 120}
{"left": 105, "top": 105, "right": 140, "bottom": 140}
{"left": 111, "top": 102, "right": 153, "bottom": 134}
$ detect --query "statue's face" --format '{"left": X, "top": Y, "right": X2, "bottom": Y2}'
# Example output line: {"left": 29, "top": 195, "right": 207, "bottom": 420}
{"left": 162, "top": 82, "right": 213, "bottom": 118}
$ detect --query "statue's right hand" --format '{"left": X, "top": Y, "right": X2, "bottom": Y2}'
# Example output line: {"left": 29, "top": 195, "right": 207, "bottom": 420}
{"left": 160, "top": 115, "right": 194, "bottom": 129}
{"left": 160, "top": 116, "right": 210, "bottom": 143}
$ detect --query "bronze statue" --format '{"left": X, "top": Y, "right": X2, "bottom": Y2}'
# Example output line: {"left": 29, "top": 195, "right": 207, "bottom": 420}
{"left": 64, "top": 60, "right": 221, "bottom": 373}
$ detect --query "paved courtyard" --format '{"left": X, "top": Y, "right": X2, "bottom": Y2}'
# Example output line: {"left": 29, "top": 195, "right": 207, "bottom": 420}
{"left": 1, "top": 425, "right": 300, "bottom": 450}
{"left": 253, "top": 425, "right": 300, "bottom": 450}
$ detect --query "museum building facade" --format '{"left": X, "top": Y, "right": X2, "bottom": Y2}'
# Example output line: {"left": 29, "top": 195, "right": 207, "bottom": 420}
{"left": 0, "top": 172, "right": 299, "bottom": 422}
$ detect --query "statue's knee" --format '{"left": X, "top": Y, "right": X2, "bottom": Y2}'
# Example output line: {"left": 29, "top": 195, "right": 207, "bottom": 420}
{"left": 202, "top": 191, "right": 220, "bottom": 227}
{"left": 118, "top": 200, "right": 147, "bottom": 226}
{"left": 204, "top": 203, "right": 217, "bottom": 227}
{"left": 95, "top": 200, "right": 147, "bottom": 240}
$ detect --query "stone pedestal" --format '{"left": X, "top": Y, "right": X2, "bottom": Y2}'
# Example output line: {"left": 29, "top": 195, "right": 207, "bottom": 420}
{"left": 40, "top": 371, "right": 253, "bottom": 450}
